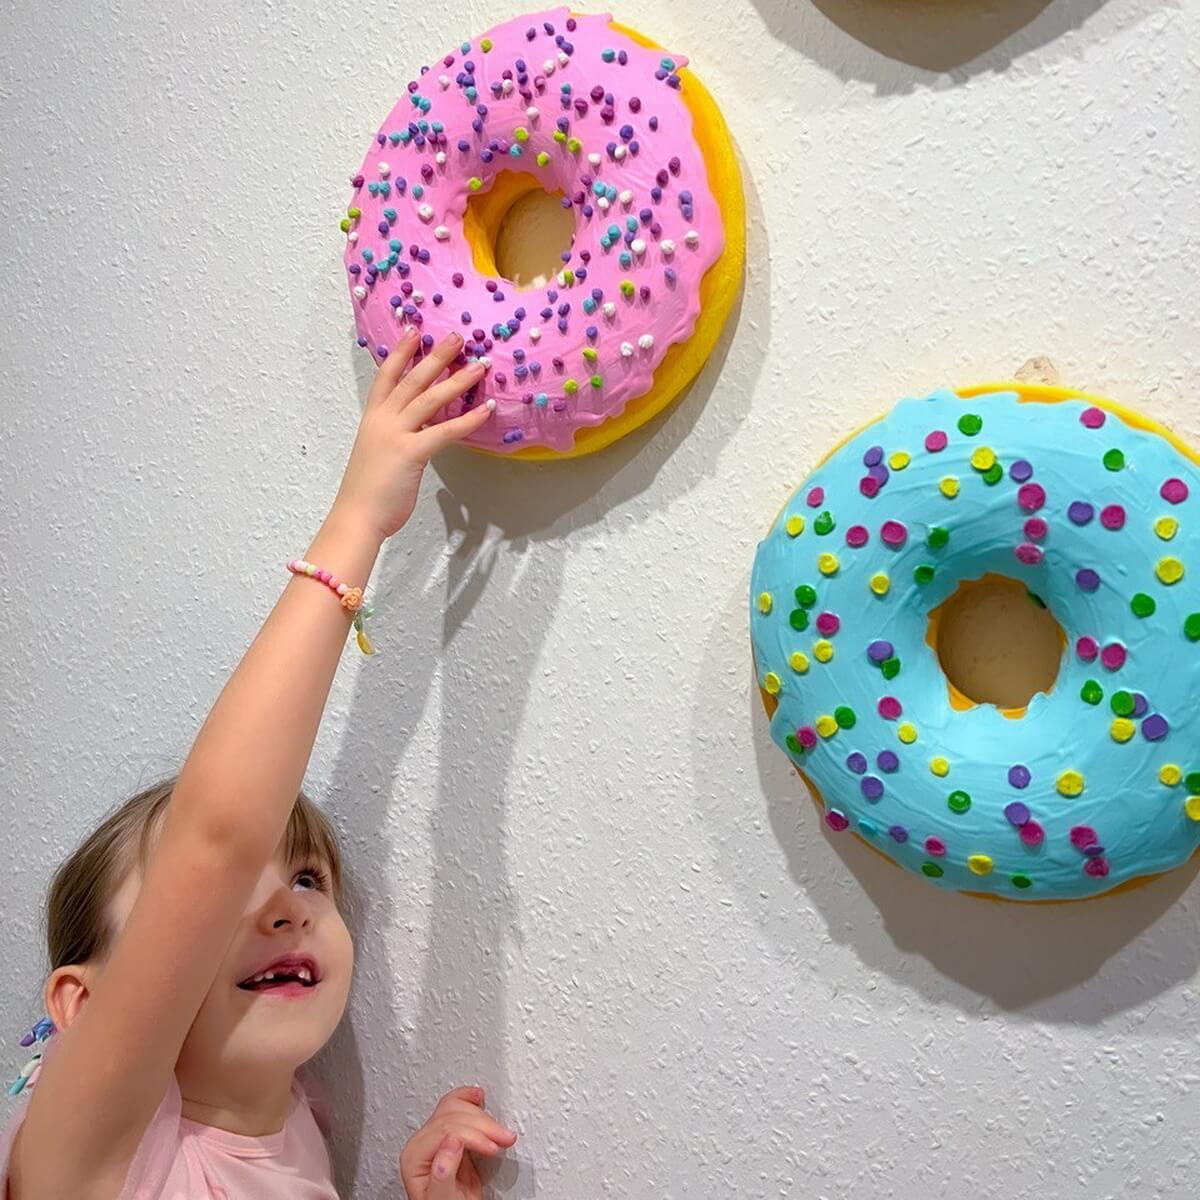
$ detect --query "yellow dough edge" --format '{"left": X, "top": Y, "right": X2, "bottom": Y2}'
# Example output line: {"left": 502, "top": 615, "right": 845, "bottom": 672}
{"left": 757, "top": 379, "right": 1200, "bottom": 903}
{"left": 464, "top": 16, "right": 746, "bottom": 461}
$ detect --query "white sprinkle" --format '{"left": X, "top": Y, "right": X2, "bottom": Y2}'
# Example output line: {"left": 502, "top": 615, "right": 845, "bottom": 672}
{"left": 587, "top": 152, "right": 602, "bottom": 167}
{"left": 685, "top": 229, "right": 700, "bottom": 246}
{"left": 412, "top": 290, "right": 425, "bottom": 304}
{"left": 438, "top": 74, "right": 450, "bottom": 89}
{"left": 529, "top": 327, "right": 541, "bottom": 342}
{"left": 613, "top": 145, "right": 627, "bottom": 160}
{"left": 526, "top": 105, "right": 540, "bottom": 120}
{"left": 434, "top": 225, "right": 450, "bottom": 240}
{"left": 618, "top": 189, "right": 633, "bottom": 206}
{"left": 347, "top": 231, "right": 358, "bottom": 244}
{"left": 352, "top": 285, "right": 367, "bottom": 300}
{"left": 477, "top": 355, "right": 492, "bottom": 369}
{"left": 602, "top": 302, "right": 617, "bottom": 319}
{"left": 543, "top": 59, "right": 556, "bottom": 74}
{"left": 638, "top": 334, "right": 655, "bottom": 350}
{"left": 597, "top": 196, "right": 610, "bottom": 211}
{"left": 418, "top": 204, "right": 434, "bottom": 222}
{"left": 502, "top": 79, "right": 514, "bottom": 95}
{"left": 660, "top": 238, "right": 676, "bottom": 256}
{"left": 631, "top": 238, "right": 646, "bottom": 255}
{"left": 620, "top": 341, "right": 634, "bottom": 357}
{"left": 557, "top": 51, "right": 569, "bottom": 66}
{"left": 486, "top": 397, "right": 497, "bottom": 411}
{"left": 377, "top": 162, "right": 390, "bottom": 177}
{"left": 435, "top": 151, "right": 447, "bottom": 165}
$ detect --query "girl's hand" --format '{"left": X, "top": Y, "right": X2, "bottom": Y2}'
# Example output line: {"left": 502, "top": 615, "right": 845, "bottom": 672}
{"left": 399, "top": 1086, "right": 518, "bottom": 1200}
{"left": 332, "top": 330, "right": 493, "bottom": 543}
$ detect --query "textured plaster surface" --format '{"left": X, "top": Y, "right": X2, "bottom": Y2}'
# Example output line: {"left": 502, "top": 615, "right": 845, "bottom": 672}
{"left": 2, "top": 1, "right": 1199, "bottom": 1197}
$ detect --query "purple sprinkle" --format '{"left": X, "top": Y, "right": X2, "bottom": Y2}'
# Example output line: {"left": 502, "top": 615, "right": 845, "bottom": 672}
{"left": 867, "top": 640, "right": 894, "bottom": 663}
{"left": 888, "top": 825, "right": 909, "bottom": 844}
{"left": 1068, "top": 501, "right": 1095, "bottom": 526}
{"left": 1076, "top": 568, "right": 1101, "bottom": 593}
{"left": 1083, "top": 843, "right": 1107, "bottom": 858}
{"left": 862, "top": 445, "right": 885, "bottom": 469}
{"left": 846, "top": 752, "right": 868, "bottom": 775}
{"left": 1004, "top": 801, "right": 1031, "bottom": 827}
{"left": 1142, "top": 713, "right": 1169, "bottom": 741}
{"left": 861, "top": 776, "right": 885, "bottom": 801}
{"left": 1008, "top": 765, "right": 1031, "bottom": 789}
{"left": 1010, "top": 459, "right": 1034, "bottom": 483}
{"left": 877, "top": 750, "right": 900, "bottom": 773}
{"left": 1131, "top": 692, "right": 1149, "bottom": 718}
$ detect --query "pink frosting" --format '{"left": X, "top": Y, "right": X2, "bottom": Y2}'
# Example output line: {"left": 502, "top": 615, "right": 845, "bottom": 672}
{"left": 343, "top": 8, "right": 726, "bottom": 453}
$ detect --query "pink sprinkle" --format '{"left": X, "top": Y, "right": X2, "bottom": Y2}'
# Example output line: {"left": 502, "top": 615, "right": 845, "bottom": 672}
{"left": 1100, "top": 642, "right": 1127, "bottom": 671}
{"left": 880, "top": 520, "right": 908, "bottom": 548}
{"left": 1161, "top": 478, "right": 1189, "bottom": 505}
{"left": 925, "top": 430, "right": 948, "bottom": 452}
{"left": 1076, "top": 636, "right": 1099, "bottom": 662}
{"left": 815, "top": 612, "right": 841, "bottom": 636}
{"left": 1024, "top": 517, "right": 1048, "bottom": 541}
{"left": 798, "top": 726, "right": 818, "bottom": 749}
{"left": 846, "top": 524, "right": 869, "bottom": 548}
{"left": 1017, "top": 482, "right": 1046, "bottom": 512}
{"left": 1019, "top": 820, "right": 1045, "bottom": 847}
{"left": 825, "top": 809, "right": 850, "bottom": 832}
{"left": 859, "top": 476, "right": 882, "bottom": 498}
{"left": 1014, "top": 542, "right": 1044, "bottom": 565}
{"left": 806, "top": 487, "right": 825, "bottom": 508}
{"left": 1100, "top": 504, "right": 1126, "bottom": 530}
{"left": 1084, "top": 857, "right": 1110, "bottom": 878}
{"left": 878, "top": 696, "right": 902, "bottom": 720}
{"left": 1069, "top": 825, "right": 1098, "bottom": 850}
{"left": 925, "top": 837, "right": 947, "bottom": 857}
{"left": 1080, "top": 407, "right": 1106, "bottom": 429}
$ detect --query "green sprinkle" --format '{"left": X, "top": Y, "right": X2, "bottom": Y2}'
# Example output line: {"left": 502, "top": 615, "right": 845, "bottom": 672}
{"left": 795, "top": 585, "right": 818, "bottom": 607}
{"left": 563, "top": 379, "right": 579, "bottom": 395}
{"left": 1011, "top": 874, "right": 1033, "bottom": 890}
{"left": 582, "top": 347, "right": 598, "bottom": 362}
{"left": 927, "top": 526, "right": 950, "bottom": 549}
{"left": 814, "top": 511, "right": 836, "bottom": 536}
{"left": 620, "top": 280, "right": 635, "bottom": 297}
{"left": 914, "top": 564, "right": 936, "bottom": 585}
{"left": 1103, "top": 448, "right": 1125, "bottom": 471}
{"left": 982, "top": 463, "right": 1004, "bottom": 485}
{"left": 514, "top": 126, "right": 529, "bottom": 142}
{"left": 567, "top": 136, "right": 582, "bottom": 153}
{"left": 480, "top": 37, "right": 493, "bottom": 51}
{"left": 339, "top": 217, "right": 351, "bottom": 232}
{"left": 957, "top": 413, "right": 983, "bottom": 436}
{"left": 785, "top": 733, "right": 802, "bottom": 755}
{"left": 1131, "top": 593, "right": 1156, "bottom": 618}
{"left": 922, "top": 862, "right": 945, "bottom": 878}
{"left": 834, "top": 705, "right": 857, "bottom": 729}
{"left": 880, "top": 656, "right": 901, "bottom": 680}
{"left": 536, "top": 151, "right": 550, "bottom": 166}
{"left": 789, "top": 609, "right": 809, "bottom": 632}
{"left": 1185, "top": 613, "right": 1200, "bottom": 641}
{"left": 553, "top": 129, "right": 567, "bottom": 144}
{"left": 590, "top": 374, "right": 603, "bottom": 388}
{"left": 468, "top": 177, "right": 483, "bottom": 191}
{"left": 1110, "top": 690, "right": 1135, "bottom": 716}
{"left": 1080, "top": 679, "right": 1104, "bottom": 705}
{"left": 947, "top": 790, "right": 972, "bottom": 814}
{"left": 1186, "top": 772, "right": 1200, "bottom": 793}
{"left": 346, "top": 206, "right": 361, "bottom": 218}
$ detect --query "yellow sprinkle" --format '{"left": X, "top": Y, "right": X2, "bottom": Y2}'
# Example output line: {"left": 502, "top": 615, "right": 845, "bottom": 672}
{"left": 1154, "top": 516, "right": 1179, "bottom": 541}
{"left": 869, "top": 572, "right": 891, "bottom": 596}
{"left": 967, "top": 854, "right": 994, "bottom": 876}
{"left": 757, "top": 591, "right": 773, "bottom": 614}
{"left": 789, "top": 651, "right": 810, "bottom": 673}
{"left": 897, "top": 722, "right": 918, "bottom": 745}
{"left": 815, "top": 714, "right": 838, "bottom": 739}
{"left": 1159, "top": 763, "right": 1182, "bottom": 787}
{"left": 1185, "top": 795, "right": 1200, "bottom": 821}
{"left": 970, "top": 446, "right": 996, "bottom": 472}
{"left": 1110, "top": 717, "right": 1136, "bottom": 743}
{"left": 818, "top": 552, "right": 839, "bottom": 577}
{"left": 889, "top": 450, "right": 911, "bottom": 471}
{"left": 813, "top": 639, "right": 834, "bottom": 663}
{"left": 763, "top": 672, "right": 781, "bottom": 695}
{"left": 785, "top": 515, "right": 805, "bottom": 537}
{"left": 1156, "top": 556, "right": 1185, "bottom": 585}
{"left": 929, "top": 756, "right": 950, "bottom": 777}
{"left": 1057, "top": 770, "right": 1085, "bottom": 797}
{"left": 940, "top": 476, "right": 960, "bottom": 499}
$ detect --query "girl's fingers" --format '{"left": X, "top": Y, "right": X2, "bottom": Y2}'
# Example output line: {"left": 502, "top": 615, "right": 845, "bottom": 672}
{"left": 399, "top": 363, "right": 487, "bottom": 432}
{"left": 428, "top": 1134, "right": 465, "bottom": 1197}
{"left": 462, "top": 1111, "right": 518, "bottom": 1147}
{"left": 417, "top": 399, "right": 496, "bottom": 454}
{"left": 388, "top": 333, "right": 465, "bottom": 410}
{"left": 438, "top": 1086, "right": 486, "bottom": 1111}
{"left": 366, "top": 326, "right": 421, "bottom": 406}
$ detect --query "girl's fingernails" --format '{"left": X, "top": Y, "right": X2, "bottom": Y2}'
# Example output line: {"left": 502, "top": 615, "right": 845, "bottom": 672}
{"left": 404, "top": 325, "right": 419, "bottom": 340}
{"left": 486, "top": 398, "right": 497, "bottom": 412}
{"left": 449, "top": 332, "right": 463, "bottom": 347}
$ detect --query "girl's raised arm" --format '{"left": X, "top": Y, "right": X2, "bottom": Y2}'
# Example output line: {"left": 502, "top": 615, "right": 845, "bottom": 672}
{"left": 11, "top": 333, "right": 491, "bottom": 1198}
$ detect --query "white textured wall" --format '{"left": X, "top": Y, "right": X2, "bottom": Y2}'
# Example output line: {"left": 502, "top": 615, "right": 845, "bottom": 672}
{"left": 3, "top": 1, "right": 1199, "bottom": 1196}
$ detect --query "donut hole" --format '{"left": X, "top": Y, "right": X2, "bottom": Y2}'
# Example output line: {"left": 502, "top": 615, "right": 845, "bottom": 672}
{"left": 465, "top": 171, "right": 575, "bottom": 291}
{"left": 930, "top": 574, "right": 1066, "bottom": 714}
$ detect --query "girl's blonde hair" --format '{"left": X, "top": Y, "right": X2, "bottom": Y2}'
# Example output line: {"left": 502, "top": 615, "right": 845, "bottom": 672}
{"left": 46, "top": 777, "right": 343, "bottom": 971}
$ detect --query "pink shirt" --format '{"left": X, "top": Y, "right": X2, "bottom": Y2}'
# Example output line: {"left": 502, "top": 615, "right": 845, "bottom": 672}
{"left": 1, "top": 1073, "right": 339, "bottom": 1199}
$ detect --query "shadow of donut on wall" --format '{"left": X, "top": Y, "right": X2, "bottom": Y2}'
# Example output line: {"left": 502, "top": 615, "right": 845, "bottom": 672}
{"left": 749, "top": 0, "right": 1121, "bottom": 89}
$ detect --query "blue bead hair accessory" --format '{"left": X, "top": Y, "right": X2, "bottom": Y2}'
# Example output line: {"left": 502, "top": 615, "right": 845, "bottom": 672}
{"left": 8, "top": 1018, "right": 54, "bottom": 1097}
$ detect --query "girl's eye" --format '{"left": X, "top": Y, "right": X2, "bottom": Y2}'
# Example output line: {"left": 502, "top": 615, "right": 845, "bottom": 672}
{"left": 293, "top": 866, "right": 330, "bottom": 893}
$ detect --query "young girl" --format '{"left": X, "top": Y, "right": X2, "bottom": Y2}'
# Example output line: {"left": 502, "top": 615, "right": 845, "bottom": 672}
{"left": 1, "top": 329, "right": 518, "bottom": 1199}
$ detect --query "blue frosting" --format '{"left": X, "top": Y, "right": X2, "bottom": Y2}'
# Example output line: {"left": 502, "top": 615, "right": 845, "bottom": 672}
{"left": 749, "top": 387, "right": 1200, "bottom": 900}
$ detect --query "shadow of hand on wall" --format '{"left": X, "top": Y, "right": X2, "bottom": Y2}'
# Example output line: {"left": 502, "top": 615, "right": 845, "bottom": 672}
{"left": 750, "top": 0, "right": 1114, "bottom": 87}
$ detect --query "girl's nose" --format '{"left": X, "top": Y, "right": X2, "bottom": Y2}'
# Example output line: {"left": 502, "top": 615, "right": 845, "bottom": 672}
{"left": 257, "top": 886, "right": 312, "bottom": 934}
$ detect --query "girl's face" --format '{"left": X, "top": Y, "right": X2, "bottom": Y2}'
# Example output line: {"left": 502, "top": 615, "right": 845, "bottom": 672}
{"left": 109, "top": 843, "right": 354, "bottom": 1090}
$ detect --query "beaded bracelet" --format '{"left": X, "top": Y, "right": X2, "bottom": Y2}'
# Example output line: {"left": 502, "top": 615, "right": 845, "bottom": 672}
{"left": 287, "top": 559, "right": 376, "bottom": 655}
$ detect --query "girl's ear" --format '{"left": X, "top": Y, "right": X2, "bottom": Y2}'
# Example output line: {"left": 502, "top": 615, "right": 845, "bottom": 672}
{"left": 45, "top": 964, "right": 95, "bottom": 1032}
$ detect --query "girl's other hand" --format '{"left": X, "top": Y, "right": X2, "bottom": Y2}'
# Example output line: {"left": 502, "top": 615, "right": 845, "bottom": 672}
{"left": 399, "top": 1086, "right": 518, "bottom": 1200}
{"left": 332, "top": 331, "right": 494, "bottom": 543}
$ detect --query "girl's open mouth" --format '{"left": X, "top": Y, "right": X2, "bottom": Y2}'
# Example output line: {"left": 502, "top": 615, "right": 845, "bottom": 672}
{"left": 236, "top": 954, "right": 321, "bottom": 994}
